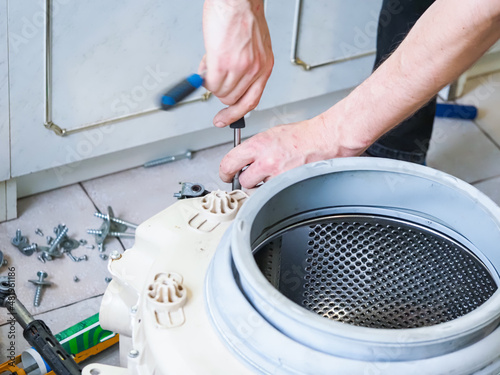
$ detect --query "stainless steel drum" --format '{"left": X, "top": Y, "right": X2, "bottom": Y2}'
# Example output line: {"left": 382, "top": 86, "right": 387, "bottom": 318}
{"left": 254, "top": 214, "right": 497, "bottom": 329}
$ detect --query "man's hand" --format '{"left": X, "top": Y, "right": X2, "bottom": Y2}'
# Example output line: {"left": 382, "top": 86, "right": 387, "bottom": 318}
{"left": 219, "top": 0, "right": 500, "bottom": 189}
{"left": 219, "top": 115, "right": 365, "bottom": 188}
{"left": 200, "top": 0, "right": 274, "bottom": 127}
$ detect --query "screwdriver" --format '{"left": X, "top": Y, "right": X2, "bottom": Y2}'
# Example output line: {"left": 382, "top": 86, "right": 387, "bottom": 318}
{"left": 160, "top": 73, "right": 245, "bottom": 190}
{"left": 230, "top": 117, "right": 245, "bottom": 190}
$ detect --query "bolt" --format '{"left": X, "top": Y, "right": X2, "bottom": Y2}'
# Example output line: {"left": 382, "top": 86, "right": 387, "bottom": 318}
{"left": 46, "top": 236, "right": 54, "bottom": 245}
{"left": 15, "top": 229, "right": 22, "bottom": 241}
{"left": 86, "top": 244, "right": 95, "bottom": 250}
{"left": 128, "top": 349, "right": 139, "bottom": 358}
{"left": 79, "top": 239, "right": 87, "bottom": 245}
{"left": 105, "top": 277, "right": 112, "bottom": 283}
{"left": 74, "top": 276, "right": 80, "bottom": 282}
{"left": 38, "top": 255, "right": 46, "bottom": 263}
{"left": 78, "top": 255, "right": 88, "bottom": 261}
{"left": 143, "top": 150, "right": 192, "bottom": 168}
{"left": 98, "top": 244, "right": 105, "bottom": 252}
{"left": 100, "top": 254, "right": 108, "bottom": 260}
{"left": 35, "top": 228, "right": 44, "bottom": 237}
{"left": 29, "top": 271, "right": 52, "bottom": 307}
{"left": 94, "top": 212, "right": 138, "bottom": 230}
{"left": 109, "top": 251, "right": 122, "bottom": 260}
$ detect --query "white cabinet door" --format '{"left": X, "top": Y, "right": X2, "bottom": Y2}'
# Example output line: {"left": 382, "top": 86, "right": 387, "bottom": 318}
{"left": 0, "top": 0, "right": 9, "bottom": 181}
{"left": 8, "top": 0, "right": 226, "bottom": 178}
{"left": 259, "top": 0, "right": 382, "bottom": 111}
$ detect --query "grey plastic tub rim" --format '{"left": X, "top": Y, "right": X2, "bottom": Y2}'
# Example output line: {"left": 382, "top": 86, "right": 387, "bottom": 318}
{"left": 229, "top": 158, "right": 500, "bottom": 359}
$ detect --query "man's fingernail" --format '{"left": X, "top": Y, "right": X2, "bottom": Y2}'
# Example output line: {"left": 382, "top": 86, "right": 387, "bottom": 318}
{"left": 215, "top": 121, "right": 226, "bottom": 127}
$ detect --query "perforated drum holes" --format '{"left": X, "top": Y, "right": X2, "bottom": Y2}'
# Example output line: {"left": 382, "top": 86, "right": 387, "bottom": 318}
{"left": 254, "top": 215, "right": 498, "bottom": 329}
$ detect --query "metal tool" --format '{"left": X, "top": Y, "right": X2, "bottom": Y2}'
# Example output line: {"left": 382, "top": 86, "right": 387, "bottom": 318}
{"left": 230, "top": 117, "right": 245, "bottom": 190}
{"left": 161, "top": 74, "right": 246, "bottom": 190}
{"left": 0, "top": 277, "right": 81, "bottom": 374}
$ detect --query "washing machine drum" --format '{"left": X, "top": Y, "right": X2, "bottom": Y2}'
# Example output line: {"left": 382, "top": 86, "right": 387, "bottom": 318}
{"left": 206, "top": 158, "right": 500, "bottom": 375}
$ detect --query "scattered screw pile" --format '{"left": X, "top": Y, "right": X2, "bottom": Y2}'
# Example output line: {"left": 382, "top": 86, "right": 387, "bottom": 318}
{"left": 6, "top": 206, "right": 132, "bottom": 306}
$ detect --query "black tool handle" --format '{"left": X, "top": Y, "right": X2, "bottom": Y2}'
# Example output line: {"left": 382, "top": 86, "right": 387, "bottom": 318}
{"left": 24, "top": 320, "right": 81, "bottom": 375}
{"left": 230, "top": 117, "right": 246, "bottom": 129}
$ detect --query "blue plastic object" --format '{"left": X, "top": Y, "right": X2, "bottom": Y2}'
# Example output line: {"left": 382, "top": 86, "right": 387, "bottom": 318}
{"left": 435, "top": 103, "right": 477, "bottom": 120}
{"left": 161, "top": 73, "right": 204, "bottom": 110}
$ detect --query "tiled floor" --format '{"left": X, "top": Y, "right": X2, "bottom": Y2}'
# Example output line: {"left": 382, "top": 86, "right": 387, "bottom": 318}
{"left": 0, "top": 71, "right": 499, "bottom": 370}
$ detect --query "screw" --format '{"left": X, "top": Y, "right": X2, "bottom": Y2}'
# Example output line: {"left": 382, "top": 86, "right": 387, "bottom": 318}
{"left": 11, "top": 229, "right": 30, "bottom": 254}
{"left": 48, "top": 225, "right": 68, "bottom": 254}
{"left": 86, "top": 244, "right": 95, "bottom": 250}
{"left": 74, "top": 276, "right": 80, "bottom": 282}
{"left": 94, "top": 212, "right": 138, "bottom": 230}
{"left": 66, "top": 252, "right": 87, "bottom": 262}
{"left": 105, "top": 277, "right": 112, "bottom": 283}
{"left": 88, "top": 229, "right": 134, "bottom": 237}
{"left": 109, "top": 232, "right": 135, "bottom": 238}
{"left": 100, "top": 254, "right": 108, "bottom": 260}
{"left": 143, "top": 150, "right": 192, "bottom": 168}
{"left": 79, "top": 239, "right": 87, "bottom": 245}
{"left": 98, "top": 244, "right": 105, "bottom": 253}
{"left": 128, "top": 349, "right": 139, "bottom": 358}
{"left": 29, "top": 271, "right": 52, "bottom": 307}
{"left": 66, "top": 252, "right": 78, "bottom": 262}
{"left": 35, "top": 228, "right": 44, "bottom": 237}
{"left": 46, "top": 236, "right": 54, "bottom": 245}
{"left": 22, "top": 243, "right": 37, "bottom": 256}
{"left": 110, "top": 251, "right": 122, "bottom": 260}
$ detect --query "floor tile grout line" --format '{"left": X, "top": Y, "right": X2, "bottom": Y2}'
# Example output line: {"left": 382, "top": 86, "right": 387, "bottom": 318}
{"left": 448, "top": 84, "right": 500, "bottom": 151}
{"left": 79, "top": 182, "right": 100, "bottom": 212}
{"left": 79, "top": 182, "right": 127, "bottom": 251}
{"left": 470, "top": 173, "right": 500, "bottom": 185}
{"left": 0, "top": 293, "right": 104, "bottom": 327}
{"left": 471, "top": 120, "right": 500, "bottom": 151}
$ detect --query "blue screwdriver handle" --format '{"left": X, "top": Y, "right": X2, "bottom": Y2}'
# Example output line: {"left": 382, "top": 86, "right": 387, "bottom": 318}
{"left": 435, "top": 103, "right": 477, "bottom": 120}
{"left": 161, "top": 74, "right": 204, "bottom": 110}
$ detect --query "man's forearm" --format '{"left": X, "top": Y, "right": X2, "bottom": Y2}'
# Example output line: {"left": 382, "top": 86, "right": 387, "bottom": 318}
{"left": 321, "top": 0, "right": 500, "bottom": 155}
